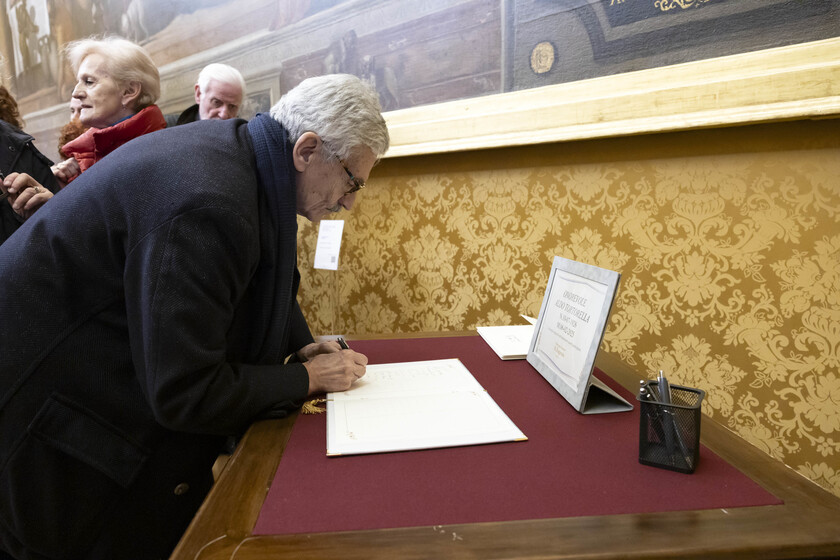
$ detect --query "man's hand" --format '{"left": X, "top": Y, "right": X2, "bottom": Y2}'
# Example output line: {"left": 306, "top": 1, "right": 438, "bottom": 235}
{"left": 303, "top": 349, "right": 368, "bottom": 395}
{"left": 296, "top": 340, "right": 342, "bottom": 362}
{"left": 2, "top": 172, "right": 53, "bottom": 219}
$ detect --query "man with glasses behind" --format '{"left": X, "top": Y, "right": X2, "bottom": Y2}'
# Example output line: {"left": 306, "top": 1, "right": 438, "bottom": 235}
{"left": 0, "top": 74, "right": 389, "bottom": 560}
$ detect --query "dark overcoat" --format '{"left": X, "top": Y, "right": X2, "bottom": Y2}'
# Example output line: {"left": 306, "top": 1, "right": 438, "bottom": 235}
{"left": 0, "top": 119, "right": 312, "bottom": 559}
{"left": 0, "top": 119, "right": 59, "bottom": 245}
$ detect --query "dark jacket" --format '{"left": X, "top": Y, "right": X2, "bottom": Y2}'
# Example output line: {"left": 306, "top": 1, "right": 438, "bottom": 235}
{"left": 165, "top": 103, "right": 200, "bottom": 127}
{"left": 0, "top": 119, "right": 312, "bottom": 560}
{"left": 0, "top": 120, "right": 59, "bottom": 244}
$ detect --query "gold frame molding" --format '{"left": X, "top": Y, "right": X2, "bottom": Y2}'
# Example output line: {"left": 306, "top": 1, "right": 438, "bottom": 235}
{"left": 383, "top": 37, "right": 840, "bottom": 158}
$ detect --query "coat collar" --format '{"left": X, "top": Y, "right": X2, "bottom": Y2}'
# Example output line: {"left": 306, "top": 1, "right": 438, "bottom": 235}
{"left": 60, "top": 105, "right": 166, "bottom": 168}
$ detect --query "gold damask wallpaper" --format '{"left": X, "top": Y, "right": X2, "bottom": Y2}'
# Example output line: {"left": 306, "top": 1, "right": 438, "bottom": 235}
{"left": 297, "top": 119, "right": 840, "bottom": 497}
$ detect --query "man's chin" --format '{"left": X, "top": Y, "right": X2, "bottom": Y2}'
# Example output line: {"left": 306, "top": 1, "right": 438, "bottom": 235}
{"left": 300, "top": 205, "right": 341, "bottom": 222}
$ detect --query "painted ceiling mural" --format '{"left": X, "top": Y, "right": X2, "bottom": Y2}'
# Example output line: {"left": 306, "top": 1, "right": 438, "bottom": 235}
{"left": 2, "top": 0, "right": 838, "bottom": 116}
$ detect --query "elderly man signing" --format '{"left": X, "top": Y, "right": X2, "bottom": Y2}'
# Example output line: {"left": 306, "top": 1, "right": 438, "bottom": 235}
{"left": 0, "top": 73, "right": 389, "bottom": 560}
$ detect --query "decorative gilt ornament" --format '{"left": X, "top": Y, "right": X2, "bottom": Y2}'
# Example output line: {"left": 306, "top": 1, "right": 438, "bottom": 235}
{"left": 530, "top": 41, "right": 555, "bottom": 75}
{"left": 301, "top": 398, "right": 326, "bottom": 414}
{"left": 655, "top": 0, "right": 712, "bottom": 11}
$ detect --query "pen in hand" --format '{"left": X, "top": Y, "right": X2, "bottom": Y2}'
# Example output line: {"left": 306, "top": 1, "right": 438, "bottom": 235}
{"left": 336, "top": 337, "right": 350, "bottom": 350}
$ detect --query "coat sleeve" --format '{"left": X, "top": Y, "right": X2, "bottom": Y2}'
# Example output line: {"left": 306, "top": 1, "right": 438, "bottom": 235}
{"left": 287, "top": 299, "right": 315, "bottom": 354}
{"left": 123, "top": 206, "right": 309, "bottom": 434}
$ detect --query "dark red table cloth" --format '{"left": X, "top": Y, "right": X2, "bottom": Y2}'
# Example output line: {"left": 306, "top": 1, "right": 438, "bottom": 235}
{"left": 254, "top": 336, "right": 781, "bottom": 535}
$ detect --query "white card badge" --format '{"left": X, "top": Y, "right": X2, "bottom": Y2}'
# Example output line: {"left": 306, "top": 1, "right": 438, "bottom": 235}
{"left": 313, "top": 220, "right": 345, "bottom": 270}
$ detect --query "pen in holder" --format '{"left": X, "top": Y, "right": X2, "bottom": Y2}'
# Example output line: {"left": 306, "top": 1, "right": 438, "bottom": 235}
{"left": 638, "top": 382, "right": 705, "bottom": 474}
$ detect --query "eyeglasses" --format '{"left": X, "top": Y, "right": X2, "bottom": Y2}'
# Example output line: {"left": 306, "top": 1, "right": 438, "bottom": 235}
{"left": 336, "top": 156, "right": 366, "bottom": 195}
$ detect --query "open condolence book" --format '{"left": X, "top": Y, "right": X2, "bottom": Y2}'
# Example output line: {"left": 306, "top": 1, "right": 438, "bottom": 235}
{"left": 326, "top": 358, "right": 527, "bottom": 456}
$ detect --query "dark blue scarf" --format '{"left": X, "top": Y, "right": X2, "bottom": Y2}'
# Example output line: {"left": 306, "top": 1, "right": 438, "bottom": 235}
{"left": 244, "top": 113, "right": 299, "bottom": 363}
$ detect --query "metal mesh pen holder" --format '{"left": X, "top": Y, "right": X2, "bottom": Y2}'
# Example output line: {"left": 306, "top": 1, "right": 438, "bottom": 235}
{"left": 638, "top": 383, "right": 705, "bottom": 474}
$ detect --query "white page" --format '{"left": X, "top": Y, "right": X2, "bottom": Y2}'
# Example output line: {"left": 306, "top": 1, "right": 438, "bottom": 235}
{"left": 477, "top": 324, "right": 535, "bottom": 360}
{"left": 327, "top": 359, "right": 526, "bottom": 456}
{"left": 331, "top": 359, "right": 483, "bottom": 401}
{"left": 313, "top": 219, "right": 344, "bottom": 270}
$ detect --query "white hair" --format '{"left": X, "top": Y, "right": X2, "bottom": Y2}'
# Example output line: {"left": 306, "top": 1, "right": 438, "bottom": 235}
{"left": 65, "top": 36, "right": 160, "bottom": 110}
{"left": 197, "top": 63, "right": 246, "bottom": 96}
{"left": 270, "top": 74, "right": 389, "bottom": 161}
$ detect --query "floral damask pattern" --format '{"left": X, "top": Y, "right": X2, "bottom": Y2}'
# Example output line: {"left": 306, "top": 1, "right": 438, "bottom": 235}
{"left": 296, "top": 122, "right": 840, "bottom": 497}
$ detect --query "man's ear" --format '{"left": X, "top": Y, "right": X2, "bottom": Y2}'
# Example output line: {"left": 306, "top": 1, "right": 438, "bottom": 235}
{"left": 122, "top": 81, "right": 142, "bottom": 108}
{"left": 292, "top": 132, "right": 321, "bottom": 172}
{"left": 194, "top": 83, "right": 202, "bottom": 104}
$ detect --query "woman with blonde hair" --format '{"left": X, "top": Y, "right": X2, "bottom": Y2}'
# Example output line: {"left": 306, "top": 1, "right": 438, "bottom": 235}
{"left": 53, "top": 36, "right": 165, "bottom": 185}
